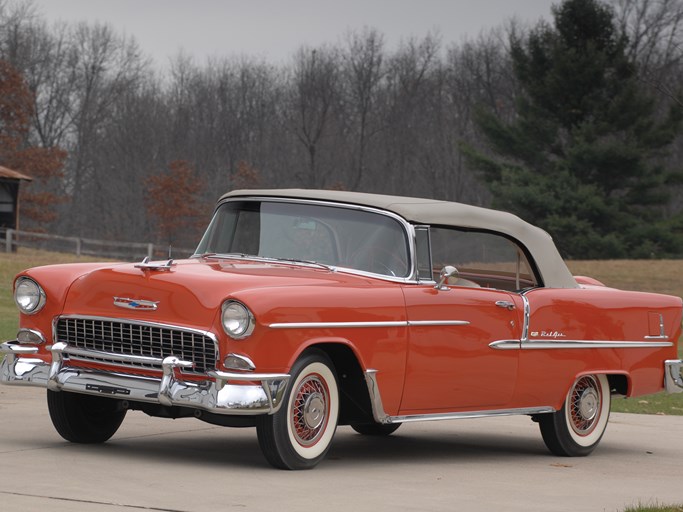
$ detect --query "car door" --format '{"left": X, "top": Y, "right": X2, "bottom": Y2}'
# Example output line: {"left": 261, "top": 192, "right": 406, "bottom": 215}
{"left": 398, "top": 226, "right": 537, "bottom": 414}
{"left": 399, "top": 285, "right": 521, "bottom": 412}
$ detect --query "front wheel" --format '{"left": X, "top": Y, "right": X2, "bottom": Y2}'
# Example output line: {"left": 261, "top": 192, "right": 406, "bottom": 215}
{"left": 257, "top": 350, "right": 339, "bottom": 470}
{"left": 47, "top": 390, "right": 127, "bottom": 443}
{"left": 538, "top": 374, "right": 611, "bottom": 456}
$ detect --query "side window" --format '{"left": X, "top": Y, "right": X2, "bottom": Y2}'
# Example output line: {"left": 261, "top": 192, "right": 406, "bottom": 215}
{"left": 415, "top": 226, "right": 432, "bottom": 281}
{"left": 429, "top": 227, "right": 539, "bottom": 292}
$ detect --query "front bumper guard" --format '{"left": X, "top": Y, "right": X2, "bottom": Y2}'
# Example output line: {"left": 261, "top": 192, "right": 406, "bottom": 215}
{"left": 665, "top": 359, "right": 683, "bottom": 394}
{"left": 0, "top": 341, "right": 290, "bottom": 415}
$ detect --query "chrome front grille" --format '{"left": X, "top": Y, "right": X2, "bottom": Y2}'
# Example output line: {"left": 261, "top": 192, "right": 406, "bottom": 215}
{"left": 54, "top": 317, "right": 217, "bottom": 374}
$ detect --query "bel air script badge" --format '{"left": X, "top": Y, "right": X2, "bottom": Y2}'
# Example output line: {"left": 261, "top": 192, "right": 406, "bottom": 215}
{"left": 530, "top": 330, "right": 567, "bottom": 339}
{"left": 113, "top": 297, "right": 159, "bottom": 311}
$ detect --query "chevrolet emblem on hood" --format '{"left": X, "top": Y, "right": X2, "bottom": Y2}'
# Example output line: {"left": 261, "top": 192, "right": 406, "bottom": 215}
{"left": 113, "top": 297, "right": 159, "bottom": 311}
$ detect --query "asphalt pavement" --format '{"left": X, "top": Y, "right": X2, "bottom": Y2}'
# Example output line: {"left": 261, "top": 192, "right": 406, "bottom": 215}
{"left": 1, "top": 385, "right": 682, "bottom": 512}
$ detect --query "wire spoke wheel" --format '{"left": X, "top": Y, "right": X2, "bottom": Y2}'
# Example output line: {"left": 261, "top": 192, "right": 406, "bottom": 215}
{"left": 257, "top": 349, "right": 339, "bottom": 470}
{"left": 568, "top": 375, "right": 602, "bottom": 436}
{"left": 290, "top": 375, "right": 329, "bottom": 447}
{"left": 538, "top": 374, "right": 611, "bottom": 457}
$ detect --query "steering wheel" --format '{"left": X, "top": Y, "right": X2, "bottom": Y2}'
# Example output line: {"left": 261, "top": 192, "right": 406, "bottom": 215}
{"left": 354, "top": 246, "right": 408, "bottom": 277}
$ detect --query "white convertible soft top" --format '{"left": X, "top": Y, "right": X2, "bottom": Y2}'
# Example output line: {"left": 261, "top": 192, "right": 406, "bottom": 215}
{"left": 221, "top": 189, "right": 578, "bottom": 289}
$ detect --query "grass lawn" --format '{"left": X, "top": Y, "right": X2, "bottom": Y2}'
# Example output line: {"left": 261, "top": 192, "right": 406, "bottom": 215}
{"left": 0, "top": 251, "right": 681, "bottom": 415}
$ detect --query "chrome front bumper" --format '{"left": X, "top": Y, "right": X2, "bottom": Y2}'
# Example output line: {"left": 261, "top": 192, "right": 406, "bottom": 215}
{"left": 665, "top": 359, "right": 683, "bottom": 393}
{"left": 0, "top": 341, "right": 290, "bottom": 415}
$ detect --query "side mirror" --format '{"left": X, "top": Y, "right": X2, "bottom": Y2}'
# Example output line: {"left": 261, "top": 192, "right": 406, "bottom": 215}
{"left": 435, "top": 265, "right": 459, "bottom": 291}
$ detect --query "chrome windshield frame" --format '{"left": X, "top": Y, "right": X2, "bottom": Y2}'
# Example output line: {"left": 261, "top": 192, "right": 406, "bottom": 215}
{"left": 193, "top": 196, "right": 420, "bottom": 284}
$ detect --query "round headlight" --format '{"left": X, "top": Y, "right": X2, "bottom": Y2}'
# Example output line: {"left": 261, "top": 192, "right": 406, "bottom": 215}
{"left": 221, "top": 300, "right": 254, "bottom": 339}
{"left": 14, "top": 277, "right": 46, "bottom": 315}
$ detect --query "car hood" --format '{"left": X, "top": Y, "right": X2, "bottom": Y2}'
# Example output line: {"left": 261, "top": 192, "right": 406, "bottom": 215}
{"left": 61, "top": 258, "right": 376, "bottom": 329}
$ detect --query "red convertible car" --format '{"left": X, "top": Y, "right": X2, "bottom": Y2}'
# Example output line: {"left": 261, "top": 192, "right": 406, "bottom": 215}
{"left": 2, "top": 189, "right": 682, "bottom": 469}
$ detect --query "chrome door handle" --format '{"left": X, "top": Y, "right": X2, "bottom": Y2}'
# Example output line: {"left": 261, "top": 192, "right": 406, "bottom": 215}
{"left": 495, "top": 300, "right": 515, "bottom": 311}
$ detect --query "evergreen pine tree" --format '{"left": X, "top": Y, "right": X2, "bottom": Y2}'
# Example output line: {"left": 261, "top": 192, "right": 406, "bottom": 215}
{"left": 466, "top": 0, "right": 682, "bottom": 259}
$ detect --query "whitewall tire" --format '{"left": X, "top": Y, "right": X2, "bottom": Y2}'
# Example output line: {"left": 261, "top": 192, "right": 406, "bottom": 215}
{"left": 257, "top": 350, "right": 339, "bottom": 469}
{"left": 538, "top": 374, "right": 611, "bottom": 456}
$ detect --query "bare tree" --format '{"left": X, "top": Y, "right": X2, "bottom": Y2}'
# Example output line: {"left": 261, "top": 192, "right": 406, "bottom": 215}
{"left": 613, "top": 0, "right": 683, "bottom": 105}
{"left": 381, "top": 34, "right": 441, "bottom": 194}
{"left": 342, "top": 28, "right": 386, "bottom": 190}
{"left": 60, "top": 22, "right": 148, "bottom": 236}
{"left": 612, "top": 0, "right": 683, "bottom": 216}
{"left": 282, "top": 46, "right": 340, "bottom": 188}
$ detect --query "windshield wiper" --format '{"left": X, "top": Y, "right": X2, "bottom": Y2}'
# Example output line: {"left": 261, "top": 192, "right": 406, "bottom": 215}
{"left": 196, "top": 252, "right": 254, "bottom": 260}
{"left": 274, "top": 258, "right": 334, "bottom": 271}
{"left": 197, "top": 252, "right": 333, "bottom": 271}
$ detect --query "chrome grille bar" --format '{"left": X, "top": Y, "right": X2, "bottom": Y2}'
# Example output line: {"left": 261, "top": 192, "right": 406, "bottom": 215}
{"left": 54, "top": 316, "right": 218, "bottom": 375}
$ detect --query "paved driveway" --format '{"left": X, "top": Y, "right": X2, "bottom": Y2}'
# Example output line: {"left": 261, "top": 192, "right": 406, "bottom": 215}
{"left": 1, "top": 385, "right": 681, "bottom": 512}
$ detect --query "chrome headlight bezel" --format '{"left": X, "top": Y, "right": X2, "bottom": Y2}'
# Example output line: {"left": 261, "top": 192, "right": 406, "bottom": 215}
{"left": 14, "top": 277, "right": 46, "bottom": 315}
{"left": 221, "top": 300, "right": 255, "bottom": 339}
{"left": 17, "top": 328, "right": 46, "bottom": 344}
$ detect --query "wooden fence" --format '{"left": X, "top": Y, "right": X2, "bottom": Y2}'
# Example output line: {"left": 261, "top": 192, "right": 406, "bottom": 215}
{"left": 2, "top": 229, "right": 194, "bottom": 261}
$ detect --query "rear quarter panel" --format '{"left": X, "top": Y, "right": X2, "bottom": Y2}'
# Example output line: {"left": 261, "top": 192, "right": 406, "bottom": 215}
{"left": 514, "top": 287, "right": 682, "bottom": 409}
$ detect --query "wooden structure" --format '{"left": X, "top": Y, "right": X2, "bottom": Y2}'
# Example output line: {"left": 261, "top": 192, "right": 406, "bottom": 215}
{"left": 0, "top": 165, "right": 32, "bottom": 230}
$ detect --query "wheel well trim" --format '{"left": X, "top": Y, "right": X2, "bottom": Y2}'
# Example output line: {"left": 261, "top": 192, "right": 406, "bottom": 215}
{"left": 287, "top": 337, "right": 369, "bottom": 371}
{"left": 564, "top": 371, "right": 631, "bottom": 400}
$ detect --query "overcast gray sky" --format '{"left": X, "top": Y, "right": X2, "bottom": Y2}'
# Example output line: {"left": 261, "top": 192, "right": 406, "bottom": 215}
{"left": 30, "top": 0, "right": 553, "bottom": 66}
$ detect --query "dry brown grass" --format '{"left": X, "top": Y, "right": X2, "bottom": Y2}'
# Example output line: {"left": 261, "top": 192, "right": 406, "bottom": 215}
{"left": 567, "top": 259, "right": 683, "bottom": 298}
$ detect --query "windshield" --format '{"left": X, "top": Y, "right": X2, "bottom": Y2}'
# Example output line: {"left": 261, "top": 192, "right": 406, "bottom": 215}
{"left": 195, "top": 200, "right": 411, "bottom": 277}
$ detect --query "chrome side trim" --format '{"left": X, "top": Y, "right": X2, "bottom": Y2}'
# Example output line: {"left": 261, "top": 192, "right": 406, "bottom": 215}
{"left": 490, "top": 339, "right": 673, "bottom": 350}
{"left": 270, "top": 321, "right": 405, "bottom": 329}
{"left": 520, "top": 294, "right": 530, "bottom": 342}
{"left": 408, "top": 320, "right": 470, "bottom": 327}
{"left": 664, "top": 359, "right": 683, "bottom": 393}
{"left": 269, "top": 320, "right": 469, "bottom": 329}
{"left": 363, "top": 369, "right": 554, "bottom": 424}
{"left": 489, "top": 339, "right": 521, "bottom": 350}
{"left": 1, "top": 341, "right": 290, "bottom": 416}
{"left": 364, "top": 369, "right": 391, "bottom": 423}
{"left": 389, "top": 406, "right": 556, "bottom": 424}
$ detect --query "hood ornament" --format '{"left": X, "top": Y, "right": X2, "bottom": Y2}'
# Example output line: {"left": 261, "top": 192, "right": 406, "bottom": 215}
{"left": 134, "top": 257, "right": 175, "bottom": 272}
{"left": 114, "top": 297, "right": 159, "bottom": 311}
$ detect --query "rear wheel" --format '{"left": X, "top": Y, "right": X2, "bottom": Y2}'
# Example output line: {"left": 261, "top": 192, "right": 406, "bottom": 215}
{"left": 47, "top": 390, "right": 127, "bottom": 443}
{"left": 538, "top": 374, "right": 611, "bottom": 456}
{"left": 257, "top": 350, "right": 339, "bottom": 470}
{"left": 351, "top": 423, "right": 401, "bottom": 436}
